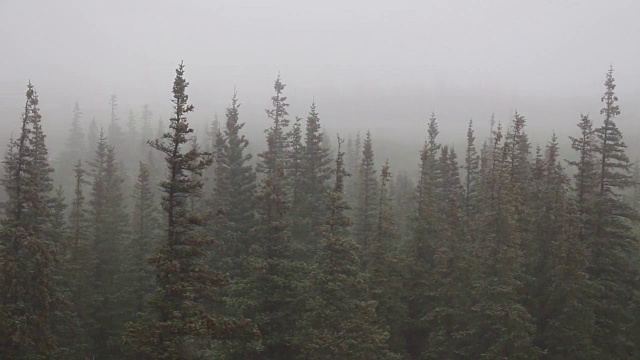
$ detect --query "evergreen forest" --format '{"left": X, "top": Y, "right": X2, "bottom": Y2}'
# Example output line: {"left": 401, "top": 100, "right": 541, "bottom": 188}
{"left": 2, "top": 63, "right": 640, "bottom": 360}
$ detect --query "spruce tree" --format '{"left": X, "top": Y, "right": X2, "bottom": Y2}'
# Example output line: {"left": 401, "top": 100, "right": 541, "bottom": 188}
{"left": 404, "top": 112, "right": 441, "bottom": 359}
{"left": 287, "top": 116, "right": 305, "bottom": 209}
{"left": 535, "top": 134, "right": 597, "bottom": 358}
{"left": 0, "top": 82, "right": 69, "bottom": 358}
{"left": 211, "top": 93, "right": 257, "bottom": 265}
{"left": 108, "top": 94, "right": 125, "bottom": 152}
{"left": 345, "top": 131, "right": 362, "bottom": 212}
{"left": 368, "top": 160, "right": 405, "bottom": 354}
{"left": 230, "top": 75, "right": 306, "bottom": 359}
{"left": 126, "top": 162, "right": 159, "bottom": 314}
{"left": 470, "top": 118, "right": 539, "bottom": 359}
{"left": 589, "top": 66, "right": 639, "bottom": 357}
{"left": 86, "top": 130, "right": 130, "bottom": 357}
{"left": 425, "top": 145, "right": 475, "bottom": 359}
{"left": 355, "top": 130, "right": 378, "bottom": 263}
{"left": 567, "top": 114, "right": 598, "bottom": 231}
{"left": 463, "top": 119, "right": 480, "bottom": 219}
{"left": 66, "top": 160, "right": 93, "bottom": 354}
{"left": 123, "top": 62, "right": 255, "bottom": 359}
{"left": 300, "top": 136, "right": 397, "bottom": 360}
{"left": 292, "top": 101, "right": 332, "bottom": 254}
{"left": 63, "top": 102, "right": 86, "bottom": 164}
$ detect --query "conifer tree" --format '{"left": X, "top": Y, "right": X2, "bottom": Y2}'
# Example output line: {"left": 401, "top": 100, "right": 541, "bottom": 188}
{"left": 231, "top": 75, "right": 306, "bottom": 359}
{"left": 355, "top": 130, "right": 378, "bottom": 262}
{"left": 463, "top": 119, "right": 480, "bottom": 219}
{"left": 57, "top": 103, "right": 87, "bottom": 199}
{"left": 368, "top": 160, "right": 405, "bottom": 354}
{"left": 345, "top": 131, "right": 362, "bottom": 212}
{"left": 108, "top": 94, "right": 125, "bottom": 152}
{"left": 86, "top": 130, "right": 130, "bottom": 357}
{"left": 589, "top": 66, "right": 639, "bottom": 357}
{"left": 66, "top": 160, "right": 92, "bottom": 353}
{"left": 404, "top": 112, "right": 441, "bottom": 359}
{"left": 123, "top": 62, "right": 255, "bottom": 359}
{"left": 64, "top": 102, "right": 86, "bottom": 164}
{"left": 534, "top": 134, "right": 597, "bottom": 358}
{"left": 470, "top": 119, "right": 539, "bottom": 359}
{"left": 567, "top": 114, "right": 598, "bottom": 229}
{"left": 0, "top": 82, "right": 69, "bottom": 358}
{"left": 288, "top": 116, "right": 305, "bottom": 205}
{"left": 187, "top": 136, "right": 205, "bottom": 212}
{"left": 425, "top": 145, "right": 476, "bottom": 359}
{"left": 300, "top": 136, "right": 397, "bottom": 360}
{"left": 126, "top": 162, "right": 159, "bottom": 314}
{"left": 205, "top": 114, "right": 222, "bottom": 198}
{"left": 70, "top": 160, "right": 89, "bottom": 248}
{"left": 50, "top": 185, "right": 67, "bottom": 244}
{"left": 211, "top": 93, "right": 257, "bottom": 263}
{"left": 292, "top": 101, "right": 333, "bottom": 253}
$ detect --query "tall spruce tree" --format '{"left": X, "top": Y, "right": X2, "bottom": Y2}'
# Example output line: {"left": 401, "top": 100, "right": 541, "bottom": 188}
{"left": 126, "top": 162, "right": 159, "bottom": 314}
{"left": 404, "top": 112, "right": 441, "bottom": 359}
{"left": 589, "top": 66, "right": 639, "bottom": 357}
{"left": 463, "top": 119, "right": 480, "bottom": 219}
{"left": 533, "top": 134, "right": 597, "bottom": 358}
{"left": 355, "top": 130, "right": 378, "bottom": 263}
{"left": 86, "top": 130, "right": 130, "bottom": 357}
{"left": 123, "top": 62, "right": 255, "bottom": 359}
{"left": 66, "top": 160, "right": 92, "bottom": 354}
{"left": 367, "top": 160, "right": 405, "bottom": 354}
{"left": 300, "top": 136, "right": 397, "bottom": 360}
{"left": 108, "top": 94, "right": 125, "bottom": 153}
{"left": 292, "top": 101, "right": 333, "bottom": 254}
{"left": 470, "top": 118, "right": 539, "bottom": 359}
{"left": 567, "top": 114, "right": 598, "bottom": 231}
{"left": 230, "top": 75, "right": 306, "bottom": 359}
{"left": 287, "top": 116, "right": 305, "bottom": 212}
{"left": 211, "top": 92, "right": 257, "bottom": 265}
{"left": 0, "top": 82, "right": 70, "bottom": 358}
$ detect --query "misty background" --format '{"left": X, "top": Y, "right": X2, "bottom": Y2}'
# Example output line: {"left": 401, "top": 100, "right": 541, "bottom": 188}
{"left": 2, "top": 0, "right": 640, "bottom": 171}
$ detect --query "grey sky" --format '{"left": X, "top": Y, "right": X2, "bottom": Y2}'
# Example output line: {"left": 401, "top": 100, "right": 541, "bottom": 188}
{"left": 1, "top": 0, "right": 639, "bottom": 159}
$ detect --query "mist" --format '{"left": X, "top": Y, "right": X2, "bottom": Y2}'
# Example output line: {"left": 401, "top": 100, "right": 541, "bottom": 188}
{"left": 3, "top": 1, "right": 640, "bottom": 359}
{"left": 2, "top": 0, "right": 640, "bottom": 162}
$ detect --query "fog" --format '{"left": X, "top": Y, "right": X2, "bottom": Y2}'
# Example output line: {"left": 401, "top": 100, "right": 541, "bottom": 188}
{"left": 2, "top": 0, "right": 640, "bottom": 168}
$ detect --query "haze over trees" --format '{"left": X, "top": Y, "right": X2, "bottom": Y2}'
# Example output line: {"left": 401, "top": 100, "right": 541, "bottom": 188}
{"left": 1, "top": 63, "right": 640, "bottom": 359}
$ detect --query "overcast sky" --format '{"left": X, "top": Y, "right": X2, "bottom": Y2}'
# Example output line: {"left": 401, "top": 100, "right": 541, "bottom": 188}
{"left": 1, "top": 0, "right": 639, "bottom": 155}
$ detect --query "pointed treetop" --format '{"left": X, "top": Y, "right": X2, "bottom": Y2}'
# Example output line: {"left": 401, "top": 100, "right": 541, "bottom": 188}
{"left": 601, "top": 65, "right": 620, "bottom": 119}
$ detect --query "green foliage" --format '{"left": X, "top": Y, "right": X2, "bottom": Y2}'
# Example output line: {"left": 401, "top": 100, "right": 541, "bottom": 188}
{"left": 123, "top": 62, "right": 256, "bottom": 359}
{"left": 290, "top": 102, "right": 333, "bottom": 254}
{"left": 0, "top": 82, "right": 71, "bottom": 359}
{"left": 300, "top": 136, "right": 398, "bottom": 360}
{"left": 355, "top": 131, "right": 379, "bottom": 263}
{"left": 230, "top": 75, "right": 306, "bottom": 359}
{"left": 2, "top": 63, "right": 640, "bottom": 360}
{"left": 85, "top": 130, "right": 131, "bottom": 357}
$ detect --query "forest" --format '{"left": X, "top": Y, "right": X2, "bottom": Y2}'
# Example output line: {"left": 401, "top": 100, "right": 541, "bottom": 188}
{"left": 0, "top": 62, "right": 639, "bottom": 360}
